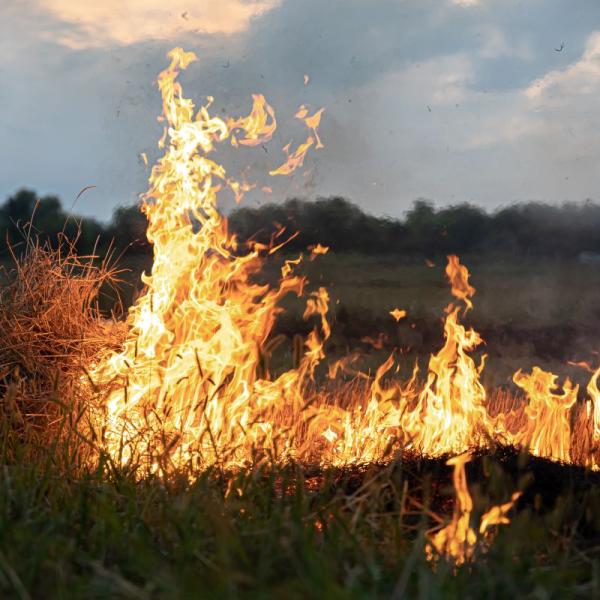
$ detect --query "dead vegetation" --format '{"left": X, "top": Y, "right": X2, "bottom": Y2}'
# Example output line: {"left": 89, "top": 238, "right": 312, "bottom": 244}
{"left": 0, "top": 232, "right": 125, "bottom": 452}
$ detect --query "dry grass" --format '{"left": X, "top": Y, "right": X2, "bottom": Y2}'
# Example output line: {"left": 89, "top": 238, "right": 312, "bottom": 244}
{"left": 0, "top": 234, "right": 125, "bottom": 448}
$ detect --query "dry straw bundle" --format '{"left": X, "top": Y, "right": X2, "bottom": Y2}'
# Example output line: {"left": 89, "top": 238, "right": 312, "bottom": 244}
{"left": 0, "top": 229, "right": 125, "bottom": 463}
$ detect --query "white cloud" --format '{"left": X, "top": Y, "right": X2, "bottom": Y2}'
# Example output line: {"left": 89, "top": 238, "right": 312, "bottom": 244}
{"left": 38, "top": 0, "right": 281, "bottom": 48}
{"left": 450, "top": 0, "right": 480, "bottom": 7}
{"left": 334, "top": 31, "right": 600, "bottom": 213}
{"left": 478, "top": 26, "right": 533, "bottom": 61}
{"left": 525, "top": 32, "right": 600, "bottom": 101}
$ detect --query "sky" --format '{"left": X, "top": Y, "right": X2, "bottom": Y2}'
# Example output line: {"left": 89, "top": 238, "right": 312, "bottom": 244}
{"left": 2, "top": 0, "right": 600, "bottom": 221}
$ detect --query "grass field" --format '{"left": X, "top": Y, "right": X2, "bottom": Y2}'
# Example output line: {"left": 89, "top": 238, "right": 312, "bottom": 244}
{"left": 1, "top": 252, "right": 600, "bottom": 598}
{"left": 2, "top": 437, "right": 600, "bottom": 598}
{"left": 254, "top": 253, "right": 600, "bottom": 388}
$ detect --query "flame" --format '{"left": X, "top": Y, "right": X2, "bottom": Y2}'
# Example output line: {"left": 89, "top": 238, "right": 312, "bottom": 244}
{"left": 295, "top": 105, "right": 325, "bottom": 149}
{"left": 228, "top": 94, "right": 276, "bottom": 147}
{"left": 269, "top": 138, "right": 315, "bottom": 176}
{"left": 511, "top": 367, "right": 577, "bottom": 462}
{"left": 90, "top": 47, "right": 323, "bottom": 470}
{"left": 588, "top": 367, "right": 600, "bottom": 454}
{"left": 308, "top": 243, "right": 329, "bottom": 260}
{"left": 426, "top": 454, "right": 520, "bottom": 565}
{"left": 445, "top": 254, "right": 475, "bottom": 311}
{"left": 269, "top": 104, "right": 324, "bottom": 176}
{"left": 389, "top": 308, "right": 406, "bottom": 322}
{"left": 396, "top": 256, "right": 491, "bottom": 456}
{"left": 90, "top": 48, "right": 600, "bottom": 497}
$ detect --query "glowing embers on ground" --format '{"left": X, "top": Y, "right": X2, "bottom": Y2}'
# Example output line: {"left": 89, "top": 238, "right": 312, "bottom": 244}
{"left": 89, "top": 47, "right": 600, "bottom": 478}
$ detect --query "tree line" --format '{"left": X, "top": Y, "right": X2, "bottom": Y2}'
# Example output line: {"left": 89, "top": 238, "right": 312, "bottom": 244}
{"left": 0, "top": 189, "right": 149, "bottom": 257}
{"left": 3, "top": 188, "right": 600, "bottom": 260}
{"left": 230, "top": 196, "right": 600, "bottom": 259}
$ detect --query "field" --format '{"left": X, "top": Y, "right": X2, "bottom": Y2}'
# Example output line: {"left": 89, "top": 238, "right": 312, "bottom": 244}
{"left": 199, "top": 252, "right": 600, "bottom": 387}
{"left": 0, "top": 253, "right": 592, "bottom": 597}
{"left": 2, "top": 443, "right": 600, "bottom": 598}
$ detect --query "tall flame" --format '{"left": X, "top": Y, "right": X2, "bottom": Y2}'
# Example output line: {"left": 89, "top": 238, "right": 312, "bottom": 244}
{"left": 90, "top": 48, "right": 323, "bottom": 471}
{"left": 402, "top": 256, "right": 490, "bottom": 455}
{"left": 511, "top": 367, "right": 577, "bottom": 462}
{"left": 90, "top": 48, "right": 600, "bottom": 488}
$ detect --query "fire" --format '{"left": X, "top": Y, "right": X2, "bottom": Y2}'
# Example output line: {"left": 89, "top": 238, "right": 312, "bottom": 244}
{"left": 426, "top": 454, "right": 520, "bottom": 565}
{"left": 308, "top": 243, "right": 329, "bottom": 260}
{"left": 397, "top": 255, "right": 491, "bottom": 456}
{"left": 228, "top": 94, "right": 276, "bottom": 147}
{"left": 511, "top": 367, "right": 577, "bottom": 462}
{"left": 295, "top": 105, "right": 325, "bottom": 149}
{"left": 89, "top": 47, "right": 600, "bottom": 489}
{"left": 269, "top": 138, "right": 316, "bottom": 176}
{"left": 389, "top": 308, "right": 406, "bottom": 322}
{"left": 90, "top": 47, "right": 317, "bottom": 470}
{"left": 426, "top": 454, "right": 477, "bottom": 565}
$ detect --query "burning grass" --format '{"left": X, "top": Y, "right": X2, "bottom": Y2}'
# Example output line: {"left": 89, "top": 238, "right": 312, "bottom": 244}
{"left": 0, "top": 235, "right": 600, "bottom": 596}
{"left": 3, "top": 46, "right": 600, "bottom": 593}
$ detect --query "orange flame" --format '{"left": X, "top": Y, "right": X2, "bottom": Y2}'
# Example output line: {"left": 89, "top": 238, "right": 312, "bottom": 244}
{"left": 511, "top": 367, "right": 577, "bottom": 462}
{"left": 446, "top": 254, "right": 475, "bottom": 311}
{"left": 228, "top": 94, "right": 276, "bottom": 147}
{"left": 389, "top": 308, "right": 406, "bottom": 322}
{"left": 90, "top": 50, "right": 600, "bottom": 514}
{"left": 426, "top": 454, "right": 520, "bottom": 565}
{"left": 295, "top": 105, "right": 325, "bottom": 149}
{"left": 308, "top": 243, "right": 329, "bottom": 260}
{"left": 269, "top": 138, "right": 315, "bottom": 176}
{"left": 90, "top": 47, "right": 323, "bottom": 470}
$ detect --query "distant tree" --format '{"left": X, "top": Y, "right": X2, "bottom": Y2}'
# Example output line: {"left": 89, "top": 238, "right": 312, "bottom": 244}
{"left": 436, "top": 204, "right": 488, "bottom": 254}
{"left": 403, "top": 199, "right": 439, "bottom": 255}
{"left": 0, "top": 189, "right": 66, "bottom": 250}
{"left": 3, "top": 189, "right": 600, "bottom": 261}
{"left": 0, "top": 189, "right": 107, "bottom": 256}
{"left": 107, "top": 204, "right": 150, "bottom": 254}
{"left": 1, "top": 189, "right": 38, "bottom": 227}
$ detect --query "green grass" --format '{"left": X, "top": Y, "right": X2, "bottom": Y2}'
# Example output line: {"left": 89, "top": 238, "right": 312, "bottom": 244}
{"left": 1, "top": 439, "right": 600, "bottom": 598}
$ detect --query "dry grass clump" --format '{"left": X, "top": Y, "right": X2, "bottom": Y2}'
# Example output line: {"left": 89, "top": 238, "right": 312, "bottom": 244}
{"left": 0, "top": 234, "right": 126, "bottom": 448}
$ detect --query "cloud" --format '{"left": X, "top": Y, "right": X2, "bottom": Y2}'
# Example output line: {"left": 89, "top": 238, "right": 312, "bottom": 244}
{"left": 38, "top": 0, "right": 281, "bottom": 48}
{"left": 3, "top": 0, "right": 600, "bottom": 219}
{"left": 478, "top": 26, "right": 533, "bottom": 61}
{"left": 525, "top": 31, "right": 600, "bottom": 101}
{"left": 334, "top": 28, "right": 600, "bottom": 213}
{"left": 450, "top": 0, "right": 480, "bottom": 7}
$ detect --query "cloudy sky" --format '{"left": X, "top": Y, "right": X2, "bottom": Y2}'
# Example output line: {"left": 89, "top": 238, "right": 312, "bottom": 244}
{"left": 2, "top": 0, "right": 600, "bottom": 220}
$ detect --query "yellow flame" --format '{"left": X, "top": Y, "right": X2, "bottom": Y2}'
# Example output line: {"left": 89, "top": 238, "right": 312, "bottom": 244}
{"left": 308, "top": 243, "right": 329, "bottom": 260}
{"left": 90, "top": 48, "right": 600, "bottom": 489}
{"left": 446, "top": 254, "right": 475, "bottom": 311}
{"left": 389, "top": 308, "right": 406, "bottom": 322}
{"left": 512, "top": 367, "right": 577, "bottom": 462}
{"left": 426, "top": 454, "right": 520, "bottom": 565}
{"left": 296, "top": 105, "right": 325, "bottom": 149}
{"left": 90, "top": 48, "right": 322, "bottom": 470}
{"left": 228, "top": 94, "right": 276, "bottom": 147}
{"left": 269, "top": 138, "right": 316, "bottom": 176}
